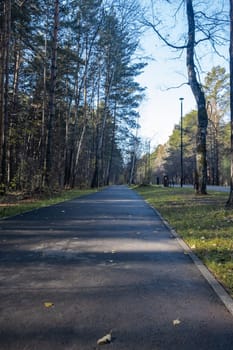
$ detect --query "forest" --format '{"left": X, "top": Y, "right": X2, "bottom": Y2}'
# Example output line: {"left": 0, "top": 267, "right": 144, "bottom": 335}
{"left": 0, "top": 0, "right": 145, "bottom": 193}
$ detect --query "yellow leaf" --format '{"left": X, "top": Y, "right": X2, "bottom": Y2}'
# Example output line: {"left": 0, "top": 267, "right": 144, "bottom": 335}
{"left": 44, "top": 302, "right": 54, "bottom": 308}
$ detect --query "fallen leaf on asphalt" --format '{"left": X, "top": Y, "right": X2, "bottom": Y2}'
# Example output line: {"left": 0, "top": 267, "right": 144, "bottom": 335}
{"left": 97, "top": 331, "right": 112, "bottom": 345}
{"left": 173, "top": 319, "right": 181, "bottom": 326}
{"left": 44, "top": 302, "right": 54, "bottom": 308}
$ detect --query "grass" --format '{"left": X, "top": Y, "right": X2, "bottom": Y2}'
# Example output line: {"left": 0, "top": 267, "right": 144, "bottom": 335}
{"left": 135, "top": 185, "right": 233, "bottom": 298}
{"left": 0, "top": 188, "right": 97, "bottom": 219}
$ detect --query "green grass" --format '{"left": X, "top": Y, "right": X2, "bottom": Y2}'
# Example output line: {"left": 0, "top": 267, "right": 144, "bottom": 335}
{"left": 135, "top": 185, "right": 233, "bottom": 297}
{"left": 0, "top": 188, "right": 97, "bottom": 219}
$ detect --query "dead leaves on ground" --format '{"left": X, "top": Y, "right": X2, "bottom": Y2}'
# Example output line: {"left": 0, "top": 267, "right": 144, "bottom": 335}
{"left": 96, "top": 319, "right": 181, "bottom": 347}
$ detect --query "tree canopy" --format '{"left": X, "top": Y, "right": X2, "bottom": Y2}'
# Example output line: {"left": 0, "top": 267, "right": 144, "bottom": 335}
{"left": 0, "top": 0, "right": 146, "bottom": 192}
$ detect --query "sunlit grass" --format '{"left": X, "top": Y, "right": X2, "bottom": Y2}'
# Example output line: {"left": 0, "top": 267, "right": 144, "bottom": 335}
{"left": 0, "top": 188, "right": 97, "bottom": 219}
{"left": 135, "top": 185, "right": 233, "bottom": 297}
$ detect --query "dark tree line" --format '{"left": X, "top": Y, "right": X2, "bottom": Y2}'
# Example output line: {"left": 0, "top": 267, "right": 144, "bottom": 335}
{"left": 0, "top": 0, "right": 145, "bottom": 193}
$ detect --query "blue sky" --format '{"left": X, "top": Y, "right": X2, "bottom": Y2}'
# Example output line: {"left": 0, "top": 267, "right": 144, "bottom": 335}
{"left": 136, "top": 0, "right": 229, "bottom": 149}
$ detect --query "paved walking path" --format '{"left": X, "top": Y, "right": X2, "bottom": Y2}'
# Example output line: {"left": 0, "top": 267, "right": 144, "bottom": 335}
{"left": 182, "top": 184, "right": 230, "bottom": 192}
{"left": 0, "top": 185, "right": 233, "bottom": 349}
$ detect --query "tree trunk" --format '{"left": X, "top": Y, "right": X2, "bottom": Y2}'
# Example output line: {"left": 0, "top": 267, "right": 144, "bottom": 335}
{"left": 91, "top": 68, "right": 113, "bottom": 188}
{"left": 106, "top": 101, "right": 117, "bottom": 186}
{"left": 8, "top": 38, "right": 22, "bottom": 185}
{"left": 186, "top": 0, "right": 208, "bottom": 194}
{"left": 45, "top": 0, "right": 59, "bottom": 187}
{"left": 40, "top": 30, "right": 48, "bottom": 189}
{"left": 0, "top": 0, "right": 11, "bottom": 190}
{"left": 0, "top": 2, "right": 6, "bottom": 189}
{"left": 72, "top": 123, "right": 86, "bottom": 187}
{"left": 226, "top": 0, "right": 233, "bottom": 207}
{"left": 91, "top": 65, "right": 101, "bottom": 188}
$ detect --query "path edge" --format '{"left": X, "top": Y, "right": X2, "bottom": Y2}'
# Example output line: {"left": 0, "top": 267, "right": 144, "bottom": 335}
{"left": 150, "top": 204, "right": 233, "bottom": 317}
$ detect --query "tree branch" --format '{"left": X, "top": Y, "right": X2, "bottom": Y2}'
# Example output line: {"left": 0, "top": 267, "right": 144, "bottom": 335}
{"left": 195, "top": 10, "right": 229, "bottom": 25}
{"left": 142, "top": 19, "right": 187, "bottom": 50}
{"left": 161, "top": 82, "right": 190, "bottom": 91}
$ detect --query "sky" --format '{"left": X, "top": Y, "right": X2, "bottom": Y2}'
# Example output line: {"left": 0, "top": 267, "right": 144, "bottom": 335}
{"left": 136, "top": 32, "right": 196, "bottom": 148}
{"left": 135, "top": 1, "right": 229, "bottom": 151}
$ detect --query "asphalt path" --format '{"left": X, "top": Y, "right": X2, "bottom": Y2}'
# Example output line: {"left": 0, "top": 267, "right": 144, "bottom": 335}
{"left": 182, "top": 184, "right": 230, "bottom": 192}
{"left": 0, "top": 185, "right": 233, "bottom": 349}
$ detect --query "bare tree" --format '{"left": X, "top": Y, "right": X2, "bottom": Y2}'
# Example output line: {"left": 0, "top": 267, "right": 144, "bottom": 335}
{"left": 144, "top": 0, "right": 227, "bottom": 194}
{"left": 186, "top": 0, "right": 208, "bottom": 193}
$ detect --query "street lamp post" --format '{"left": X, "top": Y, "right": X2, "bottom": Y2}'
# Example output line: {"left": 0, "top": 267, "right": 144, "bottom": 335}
{"left": 179, "top": 97, "right": 184, "bottom": 187}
